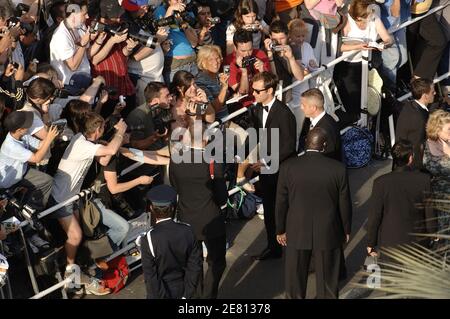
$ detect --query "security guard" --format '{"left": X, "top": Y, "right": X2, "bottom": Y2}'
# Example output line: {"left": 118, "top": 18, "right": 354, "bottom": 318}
{"left": 139, "top": 185, "right": 203, "bottom": 299}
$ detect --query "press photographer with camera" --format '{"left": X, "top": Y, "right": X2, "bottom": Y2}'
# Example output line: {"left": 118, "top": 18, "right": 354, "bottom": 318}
{"left": 195, "top": 45, "right": 230, "bottom": 120}
{"left": 153, "top": 0, "right": 199, "bottom": 83}
{"left": 170, "top": 70, "right": 215, "bottom": 134}
{"left": 225, "top": 0, "right": 270, "bottom": 55}
{"left": 126, "top": 82, "right": 172, "bottom": 151}
{"left": 89, "top": 0, "right": 139, "bottom": 118}
{"left": 195, "top": 4, "right": 219, "bottom": 48}
{"left": 225, "top": 29, "right": 270, "bottom": 108}
{"left": 0, "top": 111, "right": 58, "bottom": 211}
{"left": 1, "top": 61, "right": 26, "bottom": 111}
{"left": 120, "top": 0, "right": 169, "bottom": 106}
{"left": 49, "top": 112, "right": 127, "bottom": 269}
{"left": 49, "top": 0, "right": 103, "bottom": 85}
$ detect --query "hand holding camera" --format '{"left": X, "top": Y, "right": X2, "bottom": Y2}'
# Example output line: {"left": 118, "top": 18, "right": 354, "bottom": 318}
{"left": 111, "top": 29, "right": 129, "bottom": 44}
{"left": 253, "top": 57, "right": 264, "bottom": 72}
{"left": 47, "top": 125, "right": 61, "bottom": 141}
{"left": 219, "top": 72, "right": 230, "bottom": 87}
{"left": 194, "top": 88, "right": 208, "bottom": 103}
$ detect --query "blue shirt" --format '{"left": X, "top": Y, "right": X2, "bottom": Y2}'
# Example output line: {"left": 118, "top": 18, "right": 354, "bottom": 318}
{"left": 0, "top": 133, "right": 40, "bottom": 188}
{"left": 153, "top": 5, "right": 195, "bottom": 57}
{"left": 195, "top": 71, "right": 229, "bottom": 120}
{"left": 380, "top": 0, "right": 412, "bottom": 31}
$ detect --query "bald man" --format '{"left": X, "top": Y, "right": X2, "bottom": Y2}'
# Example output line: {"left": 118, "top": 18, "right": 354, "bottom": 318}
{"left": 275, "top": 127, "right": 352, "bottom": 299}
{"left": 300, "top": 88, "right": 341, "bottom": 161}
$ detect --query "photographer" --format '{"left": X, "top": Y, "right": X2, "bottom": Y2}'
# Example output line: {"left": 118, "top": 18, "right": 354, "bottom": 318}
{"left": 225, "top": 29, "right": 270, "bottom": 108}
{"left": 195, "top": 4, "right": 216, "bottom": 47}
{"left": 170, "top": 70, "right": 215, "bottom": 133}
{"left": 126, "top": 81, "right": 172, "bottom": 151}
{"left": 49, "top": 112, "right": 127, "bottom": 270}
{"left": 195, "top": 45, "right": 230, "bottom": 120}
{"left": 121, "top": 0, "right": 169, "bottom": 106}
{"left": 225, "top": 0, "right": 270, "bottom": 55}
{"left": 49, "top": 0, "right": 103, "bottom": 85}
{"left": 0, "top": 111, "right": 58, "bottom": 211}
{"left": 90, "top": 0, "right": 138, "bottom": 118}
{"left": 1, "top": 61, "right": 26, "bottom": 111}
{"left": 153, "top": 0, "right": 199, "bottom": 83}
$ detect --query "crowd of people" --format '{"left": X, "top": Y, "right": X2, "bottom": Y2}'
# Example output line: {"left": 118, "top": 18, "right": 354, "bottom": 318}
{"left": 0, "top": 0, "right": 449, "bottom": 299}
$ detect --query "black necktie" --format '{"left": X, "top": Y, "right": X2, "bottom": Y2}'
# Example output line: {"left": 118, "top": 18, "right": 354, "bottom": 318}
{"left": 262, "top": 105, "right": 268, "bottom": 112}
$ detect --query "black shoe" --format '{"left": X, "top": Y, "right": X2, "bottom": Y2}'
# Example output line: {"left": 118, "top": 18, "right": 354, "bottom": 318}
{"left": 253, "top": 248, "right": 282, "bottom": 261}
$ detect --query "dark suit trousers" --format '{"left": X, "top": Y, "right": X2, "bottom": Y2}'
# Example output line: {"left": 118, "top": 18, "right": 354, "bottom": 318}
{"left": 260, "top": 174, "right": 281, "bottom": 252}
{"left": 407, "top": 13, "right": 446, "bottom": 79}
{"left": 285, "top": 246, "right": 341, "bottom": 299}
{"left": 196, "top": 235, "right": 226, "bottom": 299}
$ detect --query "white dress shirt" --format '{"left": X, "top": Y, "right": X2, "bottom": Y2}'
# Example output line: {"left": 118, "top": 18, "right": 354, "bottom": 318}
{"left": 310, "top": 110, "right": 326, "bottom": 129}
{"left": 415, "top": 100, "right": 429, "bottom": 112}
{"left": 262, "top": 97, "right": 277, "bottom": 128}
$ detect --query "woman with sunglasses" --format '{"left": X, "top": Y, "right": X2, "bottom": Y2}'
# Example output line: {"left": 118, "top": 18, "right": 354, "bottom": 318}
{"left": 333, "top": 0, "right": 393, "bottom": 127}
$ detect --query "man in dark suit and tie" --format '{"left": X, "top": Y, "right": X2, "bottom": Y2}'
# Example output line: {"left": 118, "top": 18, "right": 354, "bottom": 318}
{"left": 169, "top": 122, "right": 228, "bottom": 298}
{"left": 300, "top": 88, "right": 341, "bottom": 161}
{"left": 396, "top": 78, "right": 435, "bottom": 169}
{"left": 275, "top": 127, "right": 352, "bottom": 299}
{"left": 249, "top": 71, "right": 297, "bottom": 261}
{"left": 367, "top": 140, "right": 437, "bottom": 258}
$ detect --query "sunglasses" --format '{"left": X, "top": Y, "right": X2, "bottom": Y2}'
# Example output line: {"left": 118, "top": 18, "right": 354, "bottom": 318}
{"left": 252, "top": 87, "right": 268, "bottom": 94}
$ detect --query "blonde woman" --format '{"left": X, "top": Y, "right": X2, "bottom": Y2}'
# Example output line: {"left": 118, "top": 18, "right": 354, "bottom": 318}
{"left": 195, "top": 45, "right": 230, "bottom": 120}
{"left": 424, "top": 110, "right": 450, "bottom": 245}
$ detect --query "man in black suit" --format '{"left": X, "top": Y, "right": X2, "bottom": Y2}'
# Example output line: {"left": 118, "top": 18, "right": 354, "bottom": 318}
{"left": 396, "top": 78, "right": 435, "bottom": 169}
{"left": 249, "top": 71, "right": 297, "bottom": 261}
{"left": 275, "top": 127, "right": 352, "bottom": 299}
{"left": 140, "top": 185, "right": 203, "bottom": 299}
{"left": 169, "top": 121, "right": 228, "bottom": 299}
{"left": 300, "top": 88, "right": 341, "bottom": 161}
{"left": 367, "top": 140, "right": 437, "bottom": 258}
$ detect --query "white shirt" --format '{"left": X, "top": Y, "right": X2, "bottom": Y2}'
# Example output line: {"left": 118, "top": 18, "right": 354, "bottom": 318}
{"left": 128, "top": 42, "right": 164, "bottom": 84}
{"left": 415, "top": 100, "right": 429, "bottom": 112}
{"left": 310, "top": 110, "right": 326, "bottom": 128}
{"left": 0, "top": 134, "right": 40, "bottom": 189}
{"left": 50, "top": 21, "right": 91, "bottom": 85}
{"left": 19, "top": 102, "right": 45, "bottom": 136}
{"left": 156, "top": 217, "right": 172, "bottom": 224}
{"left": 262, "top": 97, "right": 276, "bottom": 128}
{"left": 51, "top": 133, "right": 101, "bottom": 203}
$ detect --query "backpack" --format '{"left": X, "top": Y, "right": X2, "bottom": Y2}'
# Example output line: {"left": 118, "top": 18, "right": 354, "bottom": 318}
{"left": 102, "top": 255, "right": 129, "bottom": 293}
{"left": 341, "top": 126, "right": 374, "bottom": 168}
{"left": 227, "top": 187, "right": 261, "bottom": 220}
{"left": 79, "top": 198, "right": 114, "bottom": 260}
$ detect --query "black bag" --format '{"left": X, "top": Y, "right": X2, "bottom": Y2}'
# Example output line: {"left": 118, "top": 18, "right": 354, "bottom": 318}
{"left": 227, "top": 188, "right": 261, "bottom": 220}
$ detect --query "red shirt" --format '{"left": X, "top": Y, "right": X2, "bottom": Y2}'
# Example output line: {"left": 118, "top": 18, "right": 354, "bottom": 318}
{"left": 225, "top": 49, "right": 270, "bottom": 108}
{"left": 91, "top": 40, "right": 135, "bottom": 98}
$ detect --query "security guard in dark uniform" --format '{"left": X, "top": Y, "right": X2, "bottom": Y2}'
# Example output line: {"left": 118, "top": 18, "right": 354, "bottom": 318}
{"left": 139, "top": 185, "right": 203, "bottom": 299}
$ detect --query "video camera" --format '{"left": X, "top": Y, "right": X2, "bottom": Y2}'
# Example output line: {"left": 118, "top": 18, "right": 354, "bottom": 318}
{"left": 149, "top": 104, "right": 174, "bottom": 134}
{"left": 90, "top": 21, "right": 158, "bottom": 49}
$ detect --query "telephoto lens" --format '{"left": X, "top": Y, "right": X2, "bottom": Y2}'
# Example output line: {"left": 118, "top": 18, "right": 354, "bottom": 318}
{"left": 129, "top": 33, "right": 158, "bottom": 49}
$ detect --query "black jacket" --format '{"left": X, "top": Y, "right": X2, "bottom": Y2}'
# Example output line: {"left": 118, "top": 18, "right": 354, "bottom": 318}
{"left": 367, "top": 166, "right": 437, "bottom": 248}
{"left": 250, "top": 98, "right": 297, "bottom": 169}
{"left": 395, "top": 100, "right": 429, "bottom": 169}
{"left": 275, "top": 151, "right": 352, "bottom": 250}
{"left": 140, "top": 219, "right": 203, "bottom": 299}
{"left": 169, "top": 148, "right": 228, "bottom": 240}
{"left": 315, "top": 113, "right": 342, "bottom": 161}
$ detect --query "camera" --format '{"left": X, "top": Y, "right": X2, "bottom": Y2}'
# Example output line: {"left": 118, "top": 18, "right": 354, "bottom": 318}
{"left": 269, "top": 42, "right": 284, "bottom": 52}
{"left": 246, "top": 24, "right": 260, "bottom": 33}
{"left": 90, "top": 21, "right": 158, "bottom": 49}
{"left": 53, "top": 88, "right": 70, "bottom": 99}
{"left": 7, "top": 17, "right": 35, "bottom": 36}
{"left": 51, "top": 119, "right": 67, "bottom": 135}
{"left": 185, "top": 103, "right": 208, "bottom": 117}
{"left": 242, "top": 56, "right": 256, "bottom": 68}
{"left": 207, "top": 17, "right": 221, "bottom": 25}
{"left": 149, "top": 104, "right": 174, "bottom": 134}
{"left": 223, "top": 65, "right": 230, "bottom": 75}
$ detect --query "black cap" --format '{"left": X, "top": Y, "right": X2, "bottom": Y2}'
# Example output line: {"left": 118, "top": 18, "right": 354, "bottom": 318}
{"left": 146, "top": 185, "right": 177, "bottom": 207}
{"left": 4, "top": 111, "right": 34, "bottom": 132}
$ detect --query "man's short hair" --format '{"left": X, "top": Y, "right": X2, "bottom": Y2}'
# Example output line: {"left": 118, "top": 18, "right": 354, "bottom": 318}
{"left": 66, "top": 0, "right": 88, "bottom": 17}
{"left": 411, "top": 78, "right": 433, "bottom": 100}
{"left": 392, "top": 139, "right": 414, "bottom": 167}
{"left": 144, "top": 82, "right": 167, "bottom": 103}
{"left": 252, "top": 71, "right": 278, "bottom": 92}
{"left": 270, "top": 20, "right": 288, "bottom": 35}
{"left": 0, "top": 0, "right": 14, "bottom": 20}
{"left": 233, "top": 29, "right": 253, "bottom": 47}
{"left": 82, "top": 112, "right": 104, "bottom": 136}
{"left": 301, "top": 88, "right": 324, "bottom": 110}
